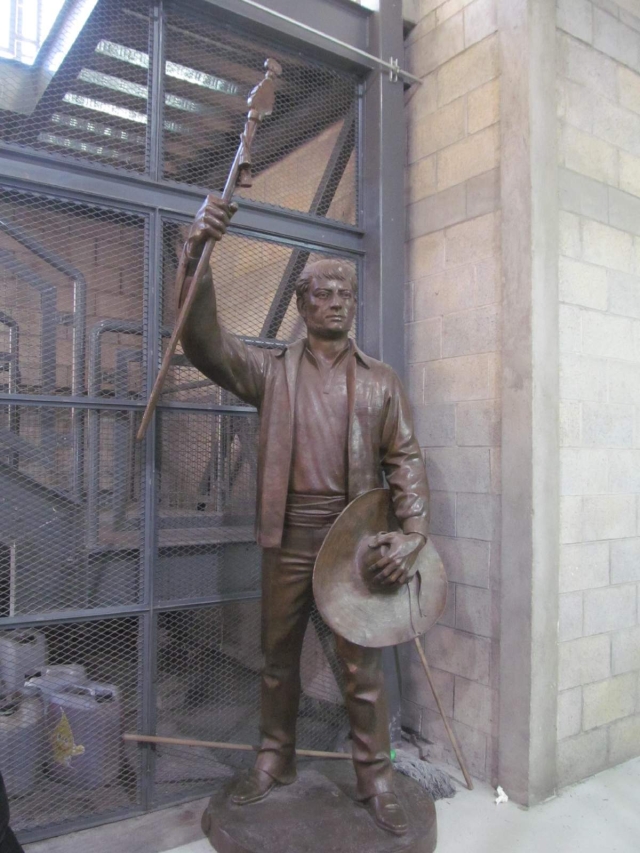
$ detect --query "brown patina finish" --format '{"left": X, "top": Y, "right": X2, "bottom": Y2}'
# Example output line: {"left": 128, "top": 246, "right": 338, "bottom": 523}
{"left": 201, "top": 761, "right": 438, "bottom": 853}
{"left": 314, "top": 489, "right": 447, "bottom": 649}
{"left": 179, "top": 210, "right": 432, "bottom": 834}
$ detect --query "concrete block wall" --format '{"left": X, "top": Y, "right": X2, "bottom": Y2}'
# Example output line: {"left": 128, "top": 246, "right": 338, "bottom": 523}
{"left": 556, "top": 0, "right": 640, "bottom": 787}
{"left": 402, "top": 0, "right": 501, "bottom": 782}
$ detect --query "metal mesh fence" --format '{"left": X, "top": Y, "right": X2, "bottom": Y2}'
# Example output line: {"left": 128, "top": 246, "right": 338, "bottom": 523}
{"left": 162, "top": 2, "right": 359, "bottom": 224}
{"left": 0, "top": 616, "right": 143, "bottom": 835}
{"left": 155, "top": 409, "right": 259, "bottom": 602}
{"left": 0, "top": 0, "right": 152, "bottom": 173}
{"left": 161, "top": 219, "right": 358, "bottom": 405}
{"left": 150, "top": 410, "right": 348, "bottom": 803}
{"left": 0, "top": 185, "right": 147, "bottom": 399}
{"left": 0, "top": 0, "right": 359, "bottom": 222}
{"left": 0, "top": 404, "right": 145, "bottom": 616}
{"left": 152, "top": 600, "right": 348, "bottom": 807}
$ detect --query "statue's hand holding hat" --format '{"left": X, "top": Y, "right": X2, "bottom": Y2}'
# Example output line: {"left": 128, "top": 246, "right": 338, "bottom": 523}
{"left": 313, "top": 489, "right": 447, "bottom": 648}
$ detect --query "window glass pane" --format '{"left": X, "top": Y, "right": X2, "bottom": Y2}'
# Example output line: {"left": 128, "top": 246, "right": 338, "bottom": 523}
{"left": 41, "top": 0, "right": 66, "bottom": 40}
{"left": 0, "top": 0, "right": 12, "bottom": 50}
{"left": 20, "top": 0, "right": 39, "bottom": 43}
{"left": 17, "top": 38, "right": 37, "bottom": 62}
{"left": 0, "top": 0, "right": 66, "bottom": 63}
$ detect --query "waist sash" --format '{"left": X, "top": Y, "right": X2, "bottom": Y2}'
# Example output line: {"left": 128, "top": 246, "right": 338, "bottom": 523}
{"left": 284, "top": 493, "right": 346, "bottom": 529}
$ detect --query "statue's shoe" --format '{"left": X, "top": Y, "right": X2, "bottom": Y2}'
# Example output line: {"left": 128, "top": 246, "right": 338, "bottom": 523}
{"left": 366, "top": 792, "right": 409, "bottom": 835}
{"left": 230, "top": 769, "right": 278, "bottom": 805}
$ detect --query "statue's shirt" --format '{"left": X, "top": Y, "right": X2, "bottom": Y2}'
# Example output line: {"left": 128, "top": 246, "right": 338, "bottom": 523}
{"left": 289, "top": 342, "right": 350, "bottom": 497}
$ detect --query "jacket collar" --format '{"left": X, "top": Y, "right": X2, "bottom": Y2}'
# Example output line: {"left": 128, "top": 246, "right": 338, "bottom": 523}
{"left": 275, "top": 337, "right": 372, "bottom": 369}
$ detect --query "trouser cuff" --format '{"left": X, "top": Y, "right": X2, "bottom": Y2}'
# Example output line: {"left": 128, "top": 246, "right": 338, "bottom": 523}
{"left": 355, "top": 767, "right": 396, "bottom": 801}
{"left": 254, "top": 749, "right": 297, "bottom": 785}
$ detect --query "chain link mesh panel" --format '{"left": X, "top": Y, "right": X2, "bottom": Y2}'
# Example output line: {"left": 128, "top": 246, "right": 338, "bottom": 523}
{"left": 0, "top": 0, "right": 359, "bottom": 219}
{"left": 0, "top": 0, "right": 152, "bottom": 173}
{"left": 0, "top": 617, "right": 142, "bottom": 835}
{"left": 162, "top": 3, "right": 359, "bottom": 224}
{"left": 0, "top": 404, "right": 145, "bottom": 617}
{"left": 155, "top": 409, "right": 259, "bottom": 603}
{"left": 152, "top": 601, "right": 348, "bottom": 807}
{"left": 161, "top": 219, "right": 358, "bottom": 405}
{"left": 0, "top": 186, "right": 147, "bottom": 399}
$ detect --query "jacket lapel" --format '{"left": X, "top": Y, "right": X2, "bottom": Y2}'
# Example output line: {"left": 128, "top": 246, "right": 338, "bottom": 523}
{"left": 346, "top": 347, "right": 358, "bottom": 501}
{"left": 280, "top": 338, "right": 305, "bottom": 417}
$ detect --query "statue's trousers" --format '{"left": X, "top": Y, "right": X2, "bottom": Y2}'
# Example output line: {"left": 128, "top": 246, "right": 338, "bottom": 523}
{"left": 255, "top": 523, "right": 394, "bottom": 801}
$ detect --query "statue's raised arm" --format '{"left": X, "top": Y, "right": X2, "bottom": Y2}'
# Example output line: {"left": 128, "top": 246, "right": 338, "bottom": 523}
{"left": 136, "top": 59, "right": 282, "bottom": 439}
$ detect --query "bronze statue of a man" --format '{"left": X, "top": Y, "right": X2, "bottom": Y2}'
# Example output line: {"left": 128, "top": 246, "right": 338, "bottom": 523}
{"left": 179, "top": 196, "right": 430, "bottom": 836}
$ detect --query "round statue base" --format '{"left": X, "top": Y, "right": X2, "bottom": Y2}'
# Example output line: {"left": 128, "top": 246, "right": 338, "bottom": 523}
{"left": 201, "top": 760, "right": 437, "bottom": 853}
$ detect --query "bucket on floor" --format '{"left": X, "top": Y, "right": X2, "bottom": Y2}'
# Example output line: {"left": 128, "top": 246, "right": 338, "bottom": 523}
{"left": 0, "top": 691, "right": 44, "bottom": 797}
{"left": 45, "top": 682, "right": 121, "bottom": 789}
{"left": 0, "top": 630, "right": 47, "bottom": 694}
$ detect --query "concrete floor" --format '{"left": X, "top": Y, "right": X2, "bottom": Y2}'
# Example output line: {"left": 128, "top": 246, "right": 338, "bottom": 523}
{"left": 25, "top": 756, "right": 640, "bottom": 853}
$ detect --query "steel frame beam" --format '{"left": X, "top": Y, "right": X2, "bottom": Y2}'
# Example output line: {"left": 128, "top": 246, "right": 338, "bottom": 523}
{"left": 361, "top": 0, "right": 406, "bottom": 377}
{"left": 0, "top": 590, "right": 262, "bottom": 629}
{"left": 199, "top": 0, "right": 374, "bottom": 73}
{"left": 360, "top": 0, "right": 407, "bottom": 744}
{"left": 0, "top": 146, "right": 363, "bottom": 254}
{"left": 0, "top": 392, "right": 257, "bottom": 415}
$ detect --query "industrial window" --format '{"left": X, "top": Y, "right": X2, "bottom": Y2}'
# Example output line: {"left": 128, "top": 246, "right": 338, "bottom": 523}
{"left": 0, "top": 0, "right": 70, "bottom": 65}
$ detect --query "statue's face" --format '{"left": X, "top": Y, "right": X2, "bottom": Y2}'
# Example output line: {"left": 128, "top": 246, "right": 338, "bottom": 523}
{"left": 298, "top": 277, "right": 356, "bottom": 338}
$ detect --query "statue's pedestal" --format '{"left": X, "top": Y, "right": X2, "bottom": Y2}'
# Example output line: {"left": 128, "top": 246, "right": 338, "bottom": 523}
{"left": 201, "top": 760, "right": 437, "bottom": 853}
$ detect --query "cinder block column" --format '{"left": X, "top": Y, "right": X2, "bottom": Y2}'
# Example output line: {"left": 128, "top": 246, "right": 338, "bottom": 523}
{"left": 497, "top": 0, "right": 560, "bottom": 805}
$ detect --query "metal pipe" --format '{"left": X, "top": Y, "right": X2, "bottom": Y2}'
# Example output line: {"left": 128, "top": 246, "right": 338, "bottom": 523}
{"left": 0, "top": 589, "right": 263, "bottom": 630}
{"left": 71, "top": 273, "right": 87, "bottom": 497}
{"left": 113, "top": 348, "right": 143, "bottom": 529}
{"left": 88, "top": 319, "right": 144, "bottom": 549}
{"left": 0, "top": 248, "right": 58, "bottom": 297}
{"left": 87, "top": 320, "right": 172, "bottom": 547}
{"left": 228, "top": 0, "right": 422, "bottom": 84}
{"left": 0, "top": 218, "right": 87, "bottom": 497}
{"left": 0, "top": 390, "right": 258, "bottom": 415}
{"left": 0, "top": 219, "right": 87, "bottom": 352}
{"left": 0, "top": 251, "right": 59, "bottom": 465}
{"left": 0, "top": 311, "right": 20, "bottom": 394}
{"left": 0, "top": 311, "right": 20, "bottom": 438}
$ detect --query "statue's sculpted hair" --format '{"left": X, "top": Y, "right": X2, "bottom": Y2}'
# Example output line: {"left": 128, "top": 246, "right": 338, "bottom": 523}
{"left": 296, "top": 259, "right": 358, "bottom": 305}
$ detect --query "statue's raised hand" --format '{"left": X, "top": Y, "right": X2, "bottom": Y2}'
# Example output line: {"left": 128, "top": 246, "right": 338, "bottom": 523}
{"left": 184, "top": 194, "right": 238, "bottom": 263}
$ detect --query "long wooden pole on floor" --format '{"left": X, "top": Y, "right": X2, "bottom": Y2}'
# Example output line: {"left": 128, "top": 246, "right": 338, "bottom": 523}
{"left": 123, "top": 733, "right": 352, "bottom": 760}
{"left": 413, "top": 637, "right": 474, "bottom": 790}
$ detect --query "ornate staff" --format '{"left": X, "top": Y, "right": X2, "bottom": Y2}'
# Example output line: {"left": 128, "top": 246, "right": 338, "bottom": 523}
{"left": 137, "top": 58, "right": 283, "bottom": 441}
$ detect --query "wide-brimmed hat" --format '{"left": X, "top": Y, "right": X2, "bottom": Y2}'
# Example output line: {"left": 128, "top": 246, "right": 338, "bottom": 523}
{"left": 313, "top": 489, "right": 447, "bottom": 647}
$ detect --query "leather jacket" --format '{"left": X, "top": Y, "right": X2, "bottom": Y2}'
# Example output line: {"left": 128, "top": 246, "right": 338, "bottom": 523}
{"left": 196, "top": 331, "right": 430, "bottom": 549}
